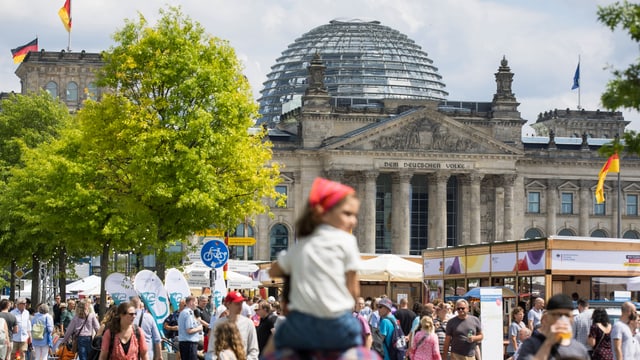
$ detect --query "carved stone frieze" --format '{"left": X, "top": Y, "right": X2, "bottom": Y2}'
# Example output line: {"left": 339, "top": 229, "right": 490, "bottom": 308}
{"left": 370, "top": 117, "right": 488, "bottom": 153}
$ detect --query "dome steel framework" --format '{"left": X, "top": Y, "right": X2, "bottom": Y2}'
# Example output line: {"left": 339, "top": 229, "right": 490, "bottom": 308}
{"left": 258, "top": 19, "right": 449, "bottom": 126}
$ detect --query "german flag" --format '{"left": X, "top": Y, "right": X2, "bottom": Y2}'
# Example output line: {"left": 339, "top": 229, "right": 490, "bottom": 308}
{"left": 11, "top": 38, "right": 38, "bottom": 64}
{"left": 58, "top": 0, "right": 71, "bottom": 32}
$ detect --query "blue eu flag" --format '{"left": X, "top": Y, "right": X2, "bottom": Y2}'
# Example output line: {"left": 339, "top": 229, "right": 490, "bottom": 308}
{"left": 571, "top": 62, "right": 580, "bottom": 90}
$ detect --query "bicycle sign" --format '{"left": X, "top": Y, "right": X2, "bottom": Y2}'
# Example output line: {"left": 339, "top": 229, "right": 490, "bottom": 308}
{"left": 200, "top": 239, "right": 229, "bottom": 268}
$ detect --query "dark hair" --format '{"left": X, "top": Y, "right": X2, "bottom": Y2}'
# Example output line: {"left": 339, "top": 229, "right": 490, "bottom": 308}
{"left": 577, "top": 298, "right": 589, "bottom": 308}
{"left": 0, "top": 299, "right": 9, "bottom": 311}
{"left": 107, "top": 302, "right": 134, "bottom": 335}
{"left": 591, "top": 308, "right": 610, "bottom": 326}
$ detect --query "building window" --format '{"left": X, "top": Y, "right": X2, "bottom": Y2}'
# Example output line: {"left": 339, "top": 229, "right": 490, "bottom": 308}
{"left": 594, "top": 197, "right": 605, "bottom": 215}
{"left": 446, "top": 176, "right": 459, "bottom": 247}
{"left": 558, "top": 228, "right": 575, "bottom": 236}
{"left": 524, "top": 228, "right": 543, "bottom": 239}
{"left": 624, "top": 230, "right": 640, "bottom": 239}
{"left": 591, "top": 229, "right": 607, "bottom": 237}
{"left": 561, "top": 192, "right": 573, "bottom": 214}
{"left": 627, "top": 194, "right": 638, "bottom": 216}
{"left": 86, "top": 82, "right": 99, "bottom": 100}
{"left": 410, "top": 175, "right": 428, "bottom": 255}
{"left": 527, "top": 192, "right": 540, "bottom": 213}
{"left": 375, "top": 174, "right": 392, "bottom": 253}
{"left": 66, "top": 81, "right": 78, "bottom": 103}
{"left": 45, "top": 81, "right": 58, "bottom": 98}
{"left": 230, "top": 223, "right": 254, "bottom": 260}
{"left": 270, "top": 224, "right": 289, "bottom": 260}
{"left": 275, "top": 185, "right": 287, "bottom": 208}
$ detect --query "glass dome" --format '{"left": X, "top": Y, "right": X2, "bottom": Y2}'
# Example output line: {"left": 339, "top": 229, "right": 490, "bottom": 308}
{"left": 258, "top": 19, "right": 449, "bottom": 127}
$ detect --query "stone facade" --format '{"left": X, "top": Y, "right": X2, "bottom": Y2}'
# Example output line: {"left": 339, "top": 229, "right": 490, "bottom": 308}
{"left": 9, "top": 51, "right": 640, "bottom": 262}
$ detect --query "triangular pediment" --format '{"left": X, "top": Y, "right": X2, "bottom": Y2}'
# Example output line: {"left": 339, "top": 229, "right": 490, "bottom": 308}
{"left": 323, "top": 107, "right": 523, "bottom": 155}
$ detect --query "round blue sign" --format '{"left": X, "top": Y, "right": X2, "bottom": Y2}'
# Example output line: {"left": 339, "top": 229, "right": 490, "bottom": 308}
{"left": 200, "top": 239, "right": 229, "bottom": 268}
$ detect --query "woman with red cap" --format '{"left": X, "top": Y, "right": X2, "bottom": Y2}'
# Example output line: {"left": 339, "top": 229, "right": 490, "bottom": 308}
{"left": 268, "top": 177, "right": 363, "bottom": 352}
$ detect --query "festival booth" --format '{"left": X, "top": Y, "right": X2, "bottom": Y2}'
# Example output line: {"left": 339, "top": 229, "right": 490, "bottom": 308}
{"left": 423, "top": 236, "right": 640, "bottom": 305}
{"left": 358, "top": 254, "right": 423, "bottom": 306}
{"left": 66, "top": 274, "right": 102, "bottom": 296}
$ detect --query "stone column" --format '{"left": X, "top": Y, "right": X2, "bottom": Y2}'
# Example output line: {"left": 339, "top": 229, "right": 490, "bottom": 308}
{"left": 362, "top": 171, "right": 378, "bottom": 254}
{"left": 546, "top": 180, "right": 559, "bottom": 236}
{"left": 470, "top": 173, "right": 483, "bottom": 244}
{"left": 579, "top": 180, "right": 591, "bottom": 236}
{"left": 503, "top": 174, "right": 516, "bottom": 241}
{"left": 428, "top": 173, "right": 450, "bottom": 248}
{"left": 391, "top": 172, "right": 412, "bottom": 254}
{"left": 459, "top": 175, "right": 472, "bottom": 246}
{"left": 494, "top": 176, "right": 505, "bottom": 242}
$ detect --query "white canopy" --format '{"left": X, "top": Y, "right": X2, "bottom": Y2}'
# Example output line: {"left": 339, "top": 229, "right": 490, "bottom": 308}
{"left": 66, "top": 275, "right": 102, "bottom": 295}
{"left": 358, "top": 254, "right": 423, "bottom": 282}
{"left": 627, "top": 276, "right": 640, "bottom": 291}
{"left": 184, "top": 262, "right": 261, "bottom": 289}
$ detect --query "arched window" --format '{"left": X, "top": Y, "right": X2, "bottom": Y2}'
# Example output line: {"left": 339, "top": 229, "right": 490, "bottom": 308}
{"left": 524, "top": 228, "right": 543, "bottom": 239}
{"left": 558, "top": 229, "right": 575, "bottom": 236}
{"left": 623, "top": 230, "right": 640, "bottom": 239}
{"left": 66, "top": 81, "right": 78, "bottom": 102}
{"left": 270, "top": 224, "right": 289, "bottom": 260}
{"left": 45, "top": 81, "right": 58, "bottom": 98}
{"left": 86, "top": 82, "right": 99, "bottom": 100}
{"left": 590, "top": 229, "right": 607, "bottom": 238}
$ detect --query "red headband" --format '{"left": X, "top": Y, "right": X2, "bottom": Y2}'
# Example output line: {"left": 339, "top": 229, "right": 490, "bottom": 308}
{"left": 308, "top": 177, "right": 355, "bottom": 212}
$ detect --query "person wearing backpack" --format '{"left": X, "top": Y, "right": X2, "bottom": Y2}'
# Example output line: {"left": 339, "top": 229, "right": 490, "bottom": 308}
{"left": 377, "top": 298, "right": 407, "bottom": 360}
{"left": 98, "top": 302, "right": 147, "bottom": 360}
{"left": 30, "top": 304, "right": 53, "bottom": 360}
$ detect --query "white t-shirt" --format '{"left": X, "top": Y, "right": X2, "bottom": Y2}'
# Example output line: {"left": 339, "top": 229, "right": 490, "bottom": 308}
{"left": 611, "top": 320, "right": 638, "bottom": 360}
{"left": 277, "top": 224, "right": 361, "bottom": 318}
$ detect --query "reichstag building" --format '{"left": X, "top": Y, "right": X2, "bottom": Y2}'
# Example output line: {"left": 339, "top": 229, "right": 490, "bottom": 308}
{"left": 6, "top": 19, "right": 640, "bottom": 263}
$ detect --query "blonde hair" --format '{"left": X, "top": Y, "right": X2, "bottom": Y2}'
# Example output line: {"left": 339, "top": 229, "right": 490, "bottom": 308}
{"left": 214, "top": 322, "right": 246, "bottom": 360}
{"left": 420, "top": 316, "right": 435, "bottom": 334}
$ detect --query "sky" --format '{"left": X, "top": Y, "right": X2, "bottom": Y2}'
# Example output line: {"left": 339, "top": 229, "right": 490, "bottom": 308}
{"left": 1, "top": 0, "right": 639, "bottom": 135}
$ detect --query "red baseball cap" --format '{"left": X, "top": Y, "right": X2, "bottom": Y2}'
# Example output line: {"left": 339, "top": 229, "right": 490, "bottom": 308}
{"left": 224, "top": 291, "right": 245, "bottom": 304}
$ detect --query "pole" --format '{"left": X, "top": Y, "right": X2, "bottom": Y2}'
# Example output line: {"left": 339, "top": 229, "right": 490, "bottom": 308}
{"left": 617, "top": 171, "right": 622, "bottom": 238}
{"left": 577, "top": 55, "right": 581, "bottom": 110}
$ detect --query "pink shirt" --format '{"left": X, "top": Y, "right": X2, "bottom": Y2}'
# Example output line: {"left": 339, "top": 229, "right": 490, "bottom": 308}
{"left": 101, "top": 327, "right": 148, "bottom": 360}
{"left": 409, "top": 331, "right": 441, "bottom": 360}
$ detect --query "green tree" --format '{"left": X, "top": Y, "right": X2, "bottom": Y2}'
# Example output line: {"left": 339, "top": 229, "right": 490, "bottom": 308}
{"left": 598, "top": 2, "right": 640, "bottom": 156}
{"left": 0, "top": 91, "right": 71, "bottom": 301}
{"left": 598, "top": 1, "right": 640, "bottom": 112}
{"left": 89, "top": 6, "right": 281, "bottom": 313}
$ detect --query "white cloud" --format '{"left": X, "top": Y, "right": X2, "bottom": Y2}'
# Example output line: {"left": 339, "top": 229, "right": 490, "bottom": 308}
{"left": 1, "top": 0, "right": 639, "bottom": 131}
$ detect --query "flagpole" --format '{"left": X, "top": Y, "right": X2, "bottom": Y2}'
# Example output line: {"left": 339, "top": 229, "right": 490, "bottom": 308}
{"left": 617, "top": 170, "right": 621, "bottom": 238}
{"left": 577, "top": 55, "right": 581, "bottom": 110}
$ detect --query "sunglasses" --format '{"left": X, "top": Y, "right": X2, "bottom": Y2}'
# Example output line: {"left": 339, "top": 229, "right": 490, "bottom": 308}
{"left": 126, "top": 312, "right": 136, "bottom": 316}
{"left": 456, "top": 307, "right": 466, "bottom": 311}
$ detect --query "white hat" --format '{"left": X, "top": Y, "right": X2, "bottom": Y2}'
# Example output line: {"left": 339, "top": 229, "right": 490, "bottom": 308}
{"left": 216, "top": 305, "right": 228, "bottom": 318}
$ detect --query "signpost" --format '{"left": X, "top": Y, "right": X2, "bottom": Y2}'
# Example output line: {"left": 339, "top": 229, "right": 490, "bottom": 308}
{"left": 200, "top": 239, "right": 229, "bottom": 268}
{"left": 228, "top": 237, "right": 256, "bottom": 246}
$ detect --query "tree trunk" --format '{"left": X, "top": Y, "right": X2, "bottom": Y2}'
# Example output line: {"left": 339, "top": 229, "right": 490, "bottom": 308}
{"left": 10, "top": 260, "right": 16, "bottom": 302}
{"left": 31, "top": 254, "right": 40, "bottom": 305}
{"left": 59, "top": 247, "right": 67, "bottom": 301}
{"left": 99, "top": 242, "right": 110, "bottom": 319}
{"left": 156, "top": 250, "right": 167, "bottom": 282}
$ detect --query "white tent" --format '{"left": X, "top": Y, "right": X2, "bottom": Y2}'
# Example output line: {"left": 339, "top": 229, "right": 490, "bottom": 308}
{"left": 358, "top": 254, "right": 423, "bottom": 282}
{"left": 627, "top": 276, "right": 640, "bottom": 291}
{"left": 184, "top": 262, "right": 261, "bottom": 289}
{"left": 66, "top": 275, "right": 102, "bottom": 295}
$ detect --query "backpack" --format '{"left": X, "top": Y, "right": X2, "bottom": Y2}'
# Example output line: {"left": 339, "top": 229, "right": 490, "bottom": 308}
{"left": 381, "top": 317, "right": 407, "bottom": 360}
{"left": 370, "top": 326, "right": 385, "bottom": 358}
{"left": 31, "top": 316, "right": 46, "bottom": 340}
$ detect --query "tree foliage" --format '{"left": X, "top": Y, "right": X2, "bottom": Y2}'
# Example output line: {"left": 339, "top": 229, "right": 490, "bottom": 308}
{"left": 95, "top": 6, "right": 282, "bottom": 249}
{"left": 597, "top": 1, "right": 640, "bottom": 112}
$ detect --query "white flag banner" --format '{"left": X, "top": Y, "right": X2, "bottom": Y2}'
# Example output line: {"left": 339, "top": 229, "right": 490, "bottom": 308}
{"left": 165, "top": 268, "right": 191, "bottom": 311}
{"left": 105, "top": 272, "right": 137, "bottom": 305}
{"left": 134, "top": 269, "right": 170, "bottom": 335}
{"left": 212, "top": 268, "right": 228, "bottom": 313}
